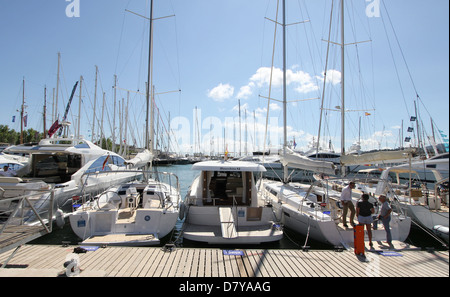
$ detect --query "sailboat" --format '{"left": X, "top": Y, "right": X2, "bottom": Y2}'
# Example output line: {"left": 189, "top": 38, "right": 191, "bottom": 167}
{"left": 68, "top": 0, "right": 181, "bottom": 246}
{"left": 258, "top": 0, "right": 411, "bottom": 249}
{"left": 371, "top": 154, "right": 449, "bottom": 244}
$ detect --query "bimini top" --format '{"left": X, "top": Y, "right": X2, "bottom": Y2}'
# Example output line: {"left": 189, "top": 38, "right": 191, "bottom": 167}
{"left": 192, "top": 160, "right": 266, "bottom": 172}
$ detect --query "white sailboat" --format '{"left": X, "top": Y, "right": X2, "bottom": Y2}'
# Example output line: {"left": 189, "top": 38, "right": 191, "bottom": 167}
{"left": 258, "top": 0, "right": 411, "bottom": 249}
{"left": 69, "top": 170, "right": 180, "bottom": 246}
{"left": 372, "top": 155, "right": 449, "bottom": 244}
{"left": 181, "top": 159, "right": 283, "bottom": 244}
{"left": 68, "top": 0, "right": 181, "bottom": 246}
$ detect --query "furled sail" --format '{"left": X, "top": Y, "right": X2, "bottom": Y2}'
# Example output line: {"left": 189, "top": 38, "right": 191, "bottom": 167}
{"left": 125, "top": 149, "right": 153, "bottom": 168}
{"left": 340, "top": 148, "right": 416, "bottom": 166}
{"left": 280, "top": 148, "right": 337, "bottom": 175}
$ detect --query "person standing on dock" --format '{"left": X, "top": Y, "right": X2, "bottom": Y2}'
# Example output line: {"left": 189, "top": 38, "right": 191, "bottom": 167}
{"left": 357, "top": 193, "right": 375, "bottom": 247}
{"left": 378, "top": 195, "right": 392, "bottom": 245}
{"left": 340, "top": 182, "right": 356, "bottom": 228}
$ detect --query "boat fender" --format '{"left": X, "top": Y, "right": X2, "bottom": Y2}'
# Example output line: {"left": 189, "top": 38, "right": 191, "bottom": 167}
{"left": 179, "top": 203, "right": 186, "bottom": 220}
{"left": 55, "top": 209, "right": 65, "bottom": 229}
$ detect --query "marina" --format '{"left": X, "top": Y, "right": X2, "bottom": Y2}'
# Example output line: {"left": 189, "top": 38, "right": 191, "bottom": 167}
{"left": 1, "top": 0, "right": 449, "bottom": 280}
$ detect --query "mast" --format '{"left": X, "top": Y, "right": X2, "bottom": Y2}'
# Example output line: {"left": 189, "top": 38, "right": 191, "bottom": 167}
{"left": 55, "top": 52, "right": 60, "bottom": 122}
{"left": 77, "top": 75, "right": 83, "bottom": 138}
{"left": 340, "top": 0, "right": 345, "bottom": 159}
{"left": 92, "top": 65, "right": 98, "bottom": 142}
{"left": 100, "top": 92, "right": 105, "bottom": 148}
{"left": 239, "top": 99, "right": 241, "bottom": 157}
{"left": 113, "top": 74, "right": 117, "bottom": 152}
{"left": 43, "top": 86, "right": 47, "bottom": 136}
{"left": 282, "top": 0, "right": 288, "bottom": 183}
{"left": 145, "top": 0, "right": 154, "bottom": 152}
{"left": 20, "top": 78, "right": 25, "bottom": 144}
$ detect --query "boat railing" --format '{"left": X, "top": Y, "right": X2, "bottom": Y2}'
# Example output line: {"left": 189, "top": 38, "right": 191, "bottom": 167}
{"left": 305, "top": 176, "right": 409, "bottom": 217}
{"left": 76, "top": 170, "right": 180, "bottom": 209}
{"left": 0, "top": 186, "right": 55, "bottom": 235}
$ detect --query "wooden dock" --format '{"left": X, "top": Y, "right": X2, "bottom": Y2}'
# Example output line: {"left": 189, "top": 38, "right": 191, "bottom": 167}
{"left": 0, "top": 243, "right": 448, "bottom": 277}
{"left": 0, "top": 225, "right": 49, "bottom": 254}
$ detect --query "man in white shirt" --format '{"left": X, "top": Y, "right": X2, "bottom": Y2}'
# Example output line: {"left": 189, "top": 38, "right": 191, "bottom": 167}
{"left": 340, "top": 181, "right": 356, "bottom": 227}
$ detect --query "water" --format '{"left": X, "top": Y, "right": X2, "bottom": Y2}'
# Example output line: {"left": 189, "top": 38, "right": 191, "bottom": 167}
{"left": 31, "top": 164, "right": 448, "bottom": 251}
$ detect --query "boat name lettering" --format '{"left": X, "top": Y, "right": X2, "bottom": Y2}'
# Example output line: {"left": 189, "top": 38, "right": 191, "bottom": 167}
{"left": 219, "top": 167, "right": 240, "bottom": 171}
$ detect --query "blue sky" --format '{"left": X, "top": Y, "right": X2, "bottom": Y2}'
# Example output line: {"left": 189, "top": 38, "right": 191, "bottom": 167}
{"left": 0, "top": 0, "right": 448, "bottom": 155}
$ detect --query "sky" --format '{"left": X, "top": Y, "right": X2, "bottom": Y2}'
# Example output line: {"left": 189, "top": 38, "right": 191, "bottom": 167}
{"left": 0, "top": 0, "right": 448, "bottom": 156}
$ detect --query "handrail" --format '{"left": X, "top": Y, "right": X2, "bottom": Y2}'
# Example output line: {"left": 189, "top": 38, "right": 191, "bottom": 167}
{"left": 0, "top": 187, "right": 55, "bottom": 236}
{"left": 80, "top": 169, "right": 180, "bottom": 195}
{"left": 76, "top": 170, "right": 180, "bottom": 210}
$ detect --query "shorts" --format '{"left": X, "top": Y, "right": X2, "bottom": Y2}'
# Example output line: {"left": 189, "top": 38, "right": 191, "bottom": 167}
{"left": 358, "top": 215, "right": 374, "bottom": 224}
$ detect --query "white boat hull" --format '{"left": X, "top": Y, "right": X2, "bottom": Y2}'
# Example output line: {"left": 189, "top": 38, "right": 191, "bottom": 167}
{"left": 70, "top": 208, "right": 178, "bottom": 246}
{"left": 280, "top": 202, "right": 411, "bottom": 247}
{"left": 183, "top": 205, "right": 283, "bottom": 245}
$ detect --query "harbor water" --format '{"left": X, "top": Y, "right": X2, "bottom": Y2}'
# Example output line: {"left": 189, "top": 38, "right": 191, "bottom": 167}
{"left": 31, "top": 164, "right": 447, "bottom": 251}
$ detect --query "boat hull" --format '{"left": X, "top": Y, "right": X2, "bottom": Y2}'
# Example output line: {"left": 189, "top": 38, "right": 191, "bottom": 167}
{"left": 182, "top": 205, "right": 283, "bottom": 244}
{"left": 279, "top": 202, "right": 411, "bottom": 247}
{"left": 70, "top": 208, "right": 178, "bottom": 246}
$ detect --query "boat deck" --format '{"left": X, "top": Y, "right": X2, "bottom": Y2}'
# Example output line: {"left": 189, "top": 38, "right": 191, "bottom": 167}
{"left": 0, "top": 244, "right": 447, "bottom": 277}
{"left": 81, "top": 233, "right": 160, "bottom": 247}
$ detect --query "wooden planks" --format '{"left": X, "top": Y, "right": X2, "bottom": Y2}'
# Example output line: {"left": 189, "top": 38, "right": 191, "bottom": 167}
{"left": 0, "top": 244, "right": 448, "bottom": 277}
{"left": 0, "top": 225, "right": 48, "bottom": 254}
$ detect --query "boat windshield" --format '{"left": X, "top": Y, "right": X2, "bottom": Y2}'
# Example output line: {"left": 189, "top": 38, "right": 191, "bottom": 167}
{"left": 85, "top": 155, "right": 126, "bottom": 174}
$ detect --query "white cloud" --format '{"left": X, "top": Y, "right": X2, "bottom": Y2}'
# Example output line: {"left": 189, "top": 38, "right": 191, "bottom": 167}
{"left": 207, "top": 83, "right": 234, "bottom": 102}
{"left": 316, "top": 69, "right": 341, "bottom": 85}
{"left": 247, "top": 66, "right": 320, "bottom": 94}
{"left": 236, "top": 82, "right": 255, "bottom": 99}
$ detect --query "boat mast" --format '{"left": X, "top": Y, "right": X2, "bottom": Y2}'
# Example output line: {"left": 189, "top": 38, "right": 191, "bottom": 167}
{"left": 282, "top": 0, "right": 288, "bottom": 183}
{"left": 145, "top": 0, "right": 154, "bottom": 153}
{"left": 338, "top": 0, "right": 347, "bottom": 177}
{"left": 77, "top": 75, "right": 83, "bottom": 139}
{"left": 55, "top": 52, "right": 60, "bottom": 123}
{"left": 43, "top": 86, "right": 47, "bottom": 137}
{"left": 340, "top": 0, "right": 346, "bottom": 160}
{"left": 92, "top": 65, "right": 98, "bottom": 142}
{"left": 20, "top": 78, "right": 25, "bottom": 144}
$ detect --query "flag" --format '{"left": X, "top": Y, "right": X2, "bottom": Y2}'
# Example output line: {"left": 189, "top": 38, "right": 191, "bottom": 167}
{"left": 48, "top": 120, "right": 61, "bottom": 138}
{"left": 224, "top": 146, "right": 229, "bottom": 160}
{"left": 410, "top": 116, "right": 416, "bottom": 121}
{"left": 102, "top": 155, "right": 110, "bottom": 170}
{"left": 12, "top": 116, "right": 15, "bottom": 123}
{"left": 293, "top": 139, "right": 297, "bottom": 148}
{"left": 404, "top": 137, "right": 411, "bottom": 142}
{"left": 365, "top": 112, "right": 371, "bottom": 116}
{"left": 23, "top": 115, "right": 28, "bottom": 127}
{"left": 407, "top": 127, "right": 414, "bottom": 132}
